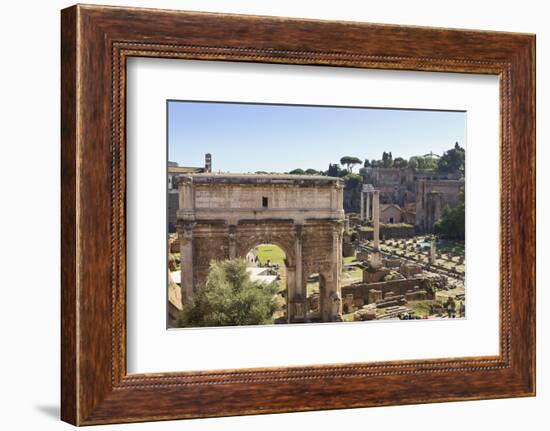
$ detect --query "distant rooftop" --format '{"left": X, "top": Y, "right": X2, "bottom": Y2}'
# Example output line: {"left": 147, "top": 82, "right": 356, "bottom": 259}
{"left": 168, "top": 165, "right": 207, "bottom": 174}
{"left": 168, "top": 154, "right": 212, "bottom": 174}
{"left": 176, "top": 173, "right": 343, "bottom": 186}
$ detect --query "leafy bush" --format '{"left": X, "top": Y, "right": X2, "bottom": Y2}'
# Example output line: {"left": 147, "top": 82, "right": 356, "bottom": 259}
{"left": 179, "top": 259, "right": 281, "bottom": 327}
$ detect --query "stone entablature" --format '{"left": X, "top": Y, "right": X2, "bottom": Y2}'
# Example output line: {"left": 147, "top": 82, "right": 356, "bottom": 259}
{"left": 176, "top": 174, "right": 344, "bottom": 225}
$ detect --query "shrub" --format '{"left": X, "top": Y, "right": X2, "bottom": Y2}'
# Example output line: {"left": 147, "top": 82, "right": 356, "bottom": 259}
{"left": 179, "top": 258, "right": 281, "bottom": 327}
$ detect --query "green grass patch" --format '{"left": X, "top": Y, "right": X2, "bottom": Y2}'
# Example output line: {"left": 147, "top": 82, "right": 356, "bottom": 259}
{"left": 358, "top": 226, "right": 373, "bottom": 232}
{"left": 380, "top": 222, "right": 413, "bottom": 229}
{"left": 342, "top": 313, "right": 355, "bottom": 322}
{"left": 255, "top": 244, "right": 286, "bottom": 266}
{"left": 307, "top": 284, "right": 319, "bottom": 297}
{"left": 408, "top": 300, "right": 439, "bottom": 318}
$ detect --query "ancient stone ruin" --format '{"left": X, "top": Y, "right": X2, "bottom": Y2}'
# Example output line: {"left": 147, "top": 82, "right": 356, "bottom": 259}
{"left": 176, "top": 173, "right": 345, "bottom": 323}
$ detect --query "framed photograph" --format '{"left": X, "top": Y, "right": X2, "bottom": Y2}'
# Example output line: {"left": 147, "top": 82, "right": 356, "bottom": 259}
{"left": 61, "top": 4, "right": 535, "bottom": 425}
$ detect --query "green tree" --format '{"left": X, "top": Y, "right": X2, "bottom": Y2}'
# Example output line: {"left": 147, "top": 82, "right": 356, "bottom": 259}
{"left": 409, "top": 156, "right": 438, "bottom": 170}
{"left": 326, "top": 163, "right": 342, "bottom": 177}
{"left": 305, "top": 168, "right": 320, "bottom": 175}
{"left": 433, "top": 189, "right": 465, "bottom": 240}
{"left": 288, "top": 168, "right": 305, "bottom": 175}
{"left": 393, "top": 157, "right": 408, "bottom": 168}
{"left": 343, "top": 173, "right": 363, "bottom": 213}
{"left": 340, "top": 156, "right": 363, "bottom": 173}
{"left": 438, "top": 142, "right": 465, "bottom": 175}
{"left": 363, "top": 159, "right": 371, "bottom": 167}
{"left": 382, "top": 151, "right": 393, "bottom": 167}
{"left": 180, "top": 259, "right": 280, "bottom": 327}
{"left": 343, "top": 172, "right": 362, "bottom": 189}
{"left": 371, "top": 159, "right": 381, "bottom": 168}
{"left": 422, "top": 157, "right": 438, "bottom": 170}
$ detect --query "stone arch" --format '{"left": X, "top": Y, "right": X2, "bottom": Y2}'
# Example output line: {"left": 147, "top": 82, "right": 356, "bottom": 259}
{"left": 176, "top": 173, "right": 345, "bottom": 323}
{"left": 241, "top": 240, "right": 290, "bottom": 323}
{"left": 236, "top": 234, "right": 295, "bottom": 268}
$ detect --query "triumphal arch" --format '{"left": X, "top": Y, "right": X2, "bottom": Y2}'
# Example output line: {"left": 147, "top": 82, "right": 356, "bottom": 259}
{"left": 176, "top": 174, "right": 345, "bottom": 323}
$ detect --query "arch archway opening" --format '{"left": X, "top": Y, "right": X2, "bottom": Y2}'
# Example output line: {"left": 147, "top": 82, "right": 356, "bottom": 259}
{"left": 245, "top": 243, "right": 288, "bottom": 324}
{"left": 305, "top": 272, "right": 324, "bottom": 323}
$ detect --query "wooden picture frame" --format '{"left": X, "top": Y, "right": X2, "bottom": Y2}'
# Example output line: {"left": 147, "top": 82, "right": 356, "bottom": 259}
{"left": 61, "top": 4, "right": 535, "bottom": 425}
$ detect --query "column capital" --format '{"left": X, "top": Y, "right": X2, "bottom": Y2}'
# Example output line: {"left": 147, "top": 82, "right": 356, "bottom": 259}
{"left": 332, "top": 220, "right": 345, "bottom": 236}
{"left": 177, "top": 221, "right": 195, "bottom": 242}
{"left": 177, "top": 220, "right": 195, "bottom": 230}
{"left": 227, "top": 224, "right": 238, "bottom": 239}
{"left": 294, "top": 224, "right": 304, "bottom": 240}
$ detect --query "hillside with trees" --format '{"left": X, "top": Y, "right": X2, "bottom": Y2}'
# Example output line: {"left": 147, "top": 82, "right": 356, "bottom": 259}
{"left": 284, "top": 143, "right": 464, "bottom": 213}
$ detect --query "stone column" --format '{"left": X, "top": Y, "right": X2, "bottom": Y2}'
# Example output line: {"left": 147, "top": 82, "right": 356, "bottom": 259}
{"left": 285, "top": 266, "right": 295, "bottom": 324}
{"left": 292, "top": 224, "right": 305, "bottom": 322}
{"left": 178, "top": 177, "right": 195, "bottom": 221}
{"left": 334, "top": 223, "right": 344, "bottom": 281}
{"left": 366, "top": 191, "right": 371, "bottom": 221}
{"left": 228, "top": 225, "right": 237, "bottom": 259}
{"left": 429, "top": 236, "right": 437, "bottom": 265}
{"left": 360, "top": 191, "right": 365, "bottom": 221}
{"left": 329, "top": 223, "right": 344, "bottom": 322}
{"left": 338, "top": 181, "right": 344, "bottom": 212}
{"left": 295, "top": 225, "right": 303, "bottom": 295}
{"left": 178, "top": 221, "right": 195, "bottom": 303}
{"left": 373, "top": 190, "right": 380, "bottom": 251}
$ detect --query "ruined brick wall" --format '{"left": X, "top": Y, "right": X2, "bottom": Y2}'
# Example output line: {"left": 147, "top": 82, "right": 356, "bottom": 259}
{"left": 342, "top": 278, "right": 426, "bottom": 305}
{"left": 415, "top": 179, "right": 464, "bottom": 232}
{"left": 357, "top": 224, "right": 415, "bottom": 240}
{"left": 357, "top": 167, "right": 464, "bottom": 233}
{"left": 192, "top": 222, "right": 230, "bottom": 288}
{"left": 302, "top": 222, "right": 337, "bottom": 280}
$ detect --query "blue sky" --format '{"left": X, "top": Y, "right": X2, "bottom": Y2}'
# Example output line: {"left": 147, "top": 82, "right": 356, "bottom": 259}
{"left": 168, "top": 101, "right": 465, "bottom": 173}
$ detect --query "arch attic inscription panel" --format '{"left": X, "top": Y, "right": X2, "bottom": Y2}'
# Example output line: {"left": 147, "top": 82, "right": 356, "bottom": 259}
{"left": 176, "top": 174, "right": 345, "bottom": 323}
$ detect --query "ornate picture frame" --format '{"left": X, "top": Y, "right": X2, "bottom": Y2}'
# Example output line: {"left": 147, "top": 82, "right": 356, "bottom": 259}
{"left": 61, "top": 4, "right": 535, "bottom": 425}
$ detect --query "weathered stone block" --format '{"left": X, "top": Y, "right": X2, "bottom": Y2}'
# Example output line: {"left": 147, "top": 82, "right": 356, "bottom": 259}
{"left": 367, "top": 289, "right": 383, "bottom": 304}
{"left": 362, "top": 268, "right": 390, "bottom": 283}
{"left": 399, "top": 263, "right": 423, "bottom": 278}
{"left": 354, "top": 305, "right": 376, "bottom": 321}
